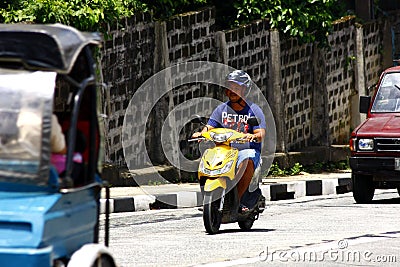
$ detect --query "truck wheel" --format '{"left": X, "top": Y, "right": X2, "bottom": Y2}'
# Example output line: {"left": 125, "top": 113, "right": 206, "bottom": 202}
{"left": 352, "top": 173, "right": 375, "bottom": 204}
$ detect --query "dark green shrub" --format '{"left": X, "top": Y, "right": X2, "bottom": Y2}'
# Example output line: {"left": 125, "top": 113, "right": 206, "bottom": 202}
{"left": 0, "top": 0, "right": 146, "bottom": 32}
{"left": 231, "top": 0, "right": 348, "bottom": 44}
{"left": 143, "top": 0, "right": 208, "bottom": 19}
{"left": 0, "top": 0, "right": 349, "bottom": 44}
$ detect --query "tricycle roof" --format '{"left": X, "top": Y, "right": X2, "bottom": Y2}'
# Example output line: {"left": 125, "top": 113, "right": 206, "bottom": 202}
{"left": 0, "top": 23, "right": 101, "bottom": 73}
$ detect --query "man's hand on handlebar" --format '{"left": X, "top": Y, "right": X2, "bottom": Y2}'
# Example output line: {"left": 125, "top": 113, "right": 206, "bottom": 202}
{"left": 192, "top": 132, "right": 203, "bottom": 138}
{"left": 191, "top": 125, "right": 213, "bottom": 141}
{"left": 243, "top": 133, "right": 258, "bottom": 142}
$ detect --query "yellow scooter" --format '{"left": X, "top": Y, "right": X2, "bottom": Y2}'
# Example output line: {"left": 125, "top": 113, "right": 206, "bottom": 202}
{"left": 190, "top": 117, "right": 265, "bottom": 234}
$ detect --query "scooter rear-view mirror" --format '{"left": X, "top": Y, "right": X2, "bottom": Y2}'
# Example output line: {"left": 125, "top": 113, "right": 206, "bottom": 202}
{"left": 247, "top": 116, "right": 260, "bottom": 126}
{"left": 191, "top": 115, "right": 208, "bottom": 125}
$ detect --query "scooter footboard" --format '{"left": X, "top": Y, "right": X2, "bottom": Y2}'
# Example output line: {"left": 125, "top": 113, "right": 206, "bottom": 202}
{"left": 204, "top": 178, "right": 226, "bottom": 192}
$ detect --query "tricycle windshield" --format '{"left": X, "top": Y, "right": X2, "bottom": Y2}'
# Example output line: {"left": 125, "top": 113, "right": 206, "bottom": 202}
{"left": 371, "top": 72, "right": 400, "bottom": 113}
{"left": 0, "top": 68, "right": 55, "bottom": 185}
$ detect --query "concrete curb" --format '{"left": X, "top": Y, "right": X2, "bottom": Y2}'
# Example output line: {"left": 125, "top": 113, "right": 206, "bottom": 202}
{"left": 100, "top": 177, "right": 352, "bottom": 214}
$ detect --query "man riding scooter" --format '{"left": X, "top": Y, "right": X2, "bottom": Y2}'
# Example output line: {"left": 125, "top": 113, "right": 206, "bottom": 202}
{"left": 192, "top": 70, "right": 266, "bottom": 213}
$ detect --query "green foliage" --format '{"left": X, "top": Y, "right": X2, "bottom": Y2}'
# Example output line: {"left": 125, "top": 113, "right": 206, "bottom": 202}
{"left": 306, "top": 162, "right": 324, "bottom": 173}
{"left": 0, "top": 0, "right": 147, "bottom": 32}
{"left": 268, "top": 162, "right": 288, "bottom": 177}
{"left": 289, "top": 162, "right": 303, "bottom": 176}
{"left": 147, "top": 179, "right": 163, "bottom": 186}
{"left": 303, "top": 160, "right": 350, "bottom": 173}
{"left": 268, "top": 162, "right": 304, "bottom": 177}
{"left": 345, "top": 55, "right": 356, "bottom": 70}
{"left": 186, "top": 174, "right": 197, "bottom": 183}
{"left": 0, "top": 0, "right": 350, "bottom": 44}
{"left": 268, "top": 160, "right": 349, "bottom": 177}
{"left": 231, "top": 0, "right": 348, "bottom": 44}
{"left": 0, "top": 0, "right": 210, "bottom": 31}
{"left": 144, "top": 0, "right": 208, "bottom": 19}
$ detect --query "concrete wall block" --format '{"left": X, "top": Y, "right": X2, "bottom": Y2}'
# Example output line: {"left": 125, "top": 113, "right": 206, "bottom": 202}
{"left": 134, "top": 195, "right": 156, "bottom": 211}
{"left": 100, "top": 199, "right": 114, "bottom": 214}
{"left": 177, "top": 192, "right": 199, "bottom": 208}
{"left": 322, "top": 179, "right": 339, "bottom": 195}
{"left": 286, "top": 181, "right": 306, "bottom": 198}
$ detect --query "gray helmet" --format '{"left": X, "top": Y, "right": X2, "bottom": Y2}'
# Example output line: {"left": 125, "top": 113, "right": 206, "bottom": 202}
{"left": 226, "top": 70, "right": 251, "bottom": 90}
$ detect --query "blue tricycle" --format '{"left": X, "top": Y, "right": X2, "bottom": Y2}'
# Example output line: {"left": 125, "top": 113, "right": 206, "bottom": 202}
{"left": 0, "top": 24, "right": 116, "bottom": 267}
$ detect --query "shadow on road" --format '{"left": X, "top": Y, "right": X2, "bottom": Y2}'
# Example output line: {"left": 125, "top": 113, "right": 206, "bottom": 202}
{"left": 371, "top": 197, "right": 400, "bottom": 204}
{"left": 212, "top": 228, "right": 275, "bottom": 235}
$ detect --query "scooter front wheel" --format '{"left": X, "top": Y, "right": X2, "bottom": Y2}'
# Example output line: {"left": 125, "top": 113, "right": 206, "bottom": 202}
{"left": 203, "top": 190, "right": 223, "bottom": 234}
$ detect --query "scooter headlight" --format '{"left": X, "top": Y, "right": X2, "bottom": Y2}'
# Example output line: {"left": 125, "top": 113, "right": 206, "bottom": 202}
{"left": 209, "top": 132, "right": 233, "bottom": 143}
{"left": 219, "top": 160, "right": 234, "bottom": 174}
{"left": 200, "top": 160, "right": 234, "bottom": 175}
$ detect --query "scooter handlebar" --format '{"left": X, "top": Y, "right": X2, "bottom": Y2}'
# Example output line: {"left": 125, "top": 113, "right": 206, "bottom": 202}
{"left": 188, "top": 137, "right": 258, "bottom": 143}
{"left": 235, "top": 138, "right": 259, "bottom": 143}
{"left": 188, "top": 137, "right": 206, "bottom": 142}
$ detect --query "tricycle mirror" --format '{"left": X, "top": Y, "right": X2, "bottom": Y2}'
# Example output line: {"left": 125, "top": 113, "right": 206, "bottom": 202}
{"left": 247, "top": 117, "right": 260, "bottom": 126}
{"left": 359, "top": 96, "right": 371, "bottom": 114}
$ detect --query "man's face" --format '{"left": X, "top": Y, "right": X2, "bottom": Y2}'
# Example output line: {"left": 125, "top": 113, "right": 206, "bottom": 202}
{"left": 225, "top": 81, "right": 245, "bottom": 101}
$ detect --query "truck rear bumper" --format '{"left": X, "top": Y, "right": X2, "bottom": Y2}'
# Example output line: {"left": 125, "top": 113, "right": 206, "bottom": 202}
{"left": 350, "top": 157, "right": 400, "bottom": 182}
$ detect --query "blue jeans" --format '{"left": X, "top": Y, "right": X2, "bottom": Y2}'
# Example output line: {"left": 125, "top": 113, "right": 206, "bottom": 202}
{"left": 236, "top": 149, "right": 261, "bottom": 170}
{"left": 236, "top": 149, "right": 262, "bottom": 209}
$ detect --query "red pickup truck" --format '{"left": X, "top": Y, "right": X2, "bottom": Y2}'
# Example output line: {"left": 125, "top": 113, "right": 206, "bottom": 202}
{"left": 350, "top": 66, "right": 400, "bottom": 203}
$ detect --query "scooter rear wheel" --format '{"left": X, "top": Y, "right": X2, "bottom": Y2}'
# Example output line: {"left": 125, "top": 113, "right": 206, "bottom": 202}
{"left": 203, "top": 191, "right": 222, "bottom": 234}
{"left": 238, "top": 218, "right": 254, "bottom": 230}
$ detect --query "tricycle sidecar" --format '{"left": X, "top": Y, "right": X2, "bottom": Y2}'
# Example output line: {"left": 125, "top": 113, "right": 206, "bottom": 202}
{"left": 0, "top": 24, "right": 115, "bottom": 267}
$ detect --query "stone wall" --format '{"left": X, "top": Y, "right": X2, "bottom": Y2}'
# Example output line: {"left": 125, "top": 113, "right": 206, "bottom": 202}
{"left": 166, "top": 8, "right": 219, "bottom": 161}
{"left": 325, "top": 18, "right": 356, "bottom": 144}
{"left": 100, "top": 13, "right": 155, "bottom": 164}
{"left": 99, "top": 7, "right": 398, "bottom": 167}
{"left": 280, "top": 39, "right": 314, "bottom": 150}
{"left": 167, "top": 8, "right": 216, "bottom": 64}
{"left": 363, "top": 20, "right": 384, "bottom": 93}
{"left": 223, "top": 21, "right": 271, "bottom": 107}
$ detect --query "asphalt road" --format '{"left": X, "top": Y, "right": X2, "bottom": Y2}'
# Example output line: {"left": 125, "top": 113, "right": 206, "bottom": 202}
{"left": 100, "top": 190, "right": 400, "bottom": 267}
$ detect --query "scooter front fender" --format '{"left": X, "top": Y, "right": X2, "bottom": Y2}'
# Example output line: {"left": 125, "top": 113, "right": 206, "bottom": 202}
{"left": 204, "top": 178, "right": 226, "bottom": 192}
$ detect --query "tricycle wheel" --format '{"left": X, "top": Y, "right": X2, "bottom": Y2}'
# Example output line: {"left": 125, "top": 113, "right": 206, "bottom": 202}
{"left": 91, "top": 254, "right": 116, "bottom": 267}
{"left": 238, "top": 218, "right": 255, "bottom": 230}
{"left": 203, "top": 191, "right": 223, "bottom": 234}
{"left": 352, "top": 173, "right": 375, "bottom": 204}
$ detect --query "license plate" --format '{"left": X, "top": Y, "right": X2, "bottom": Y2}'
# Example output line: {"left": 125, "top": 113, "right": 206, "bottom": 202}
{"left": 395, "top": 158, "right": 400, "bottom": 171}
